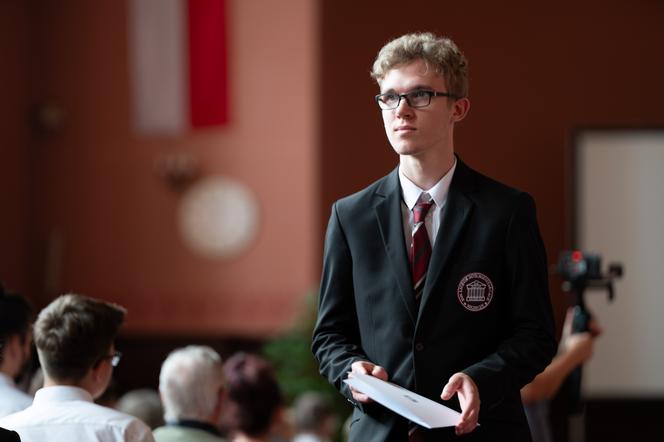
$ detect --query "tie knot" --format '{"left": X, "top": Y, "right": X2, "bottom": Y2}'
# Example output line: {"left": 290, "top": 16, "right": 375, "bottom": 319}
{"left": 413, "top": 193, "right": 433, "bottom": 223}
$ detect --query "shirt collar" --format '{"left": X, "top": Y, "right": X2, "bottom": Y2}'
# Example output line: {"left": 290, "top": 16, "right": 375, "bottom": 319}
{"left": 398, "top": 157, "right": 457, "bottom": 210}
{"left": 0, "top": 372, "right": 16, "bottom": 387}
{"left": 33, "top": 385, "right": 94, "bottom": 405}
{"left": 167, "top": 420, "right": 222, "bottom": 436}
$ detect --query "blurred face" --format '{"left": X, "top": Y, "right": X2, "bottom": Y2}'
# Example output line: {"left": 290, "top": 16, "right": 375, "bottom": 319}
{"left": 378, "top": 59, "right": 468, "bottom": 159}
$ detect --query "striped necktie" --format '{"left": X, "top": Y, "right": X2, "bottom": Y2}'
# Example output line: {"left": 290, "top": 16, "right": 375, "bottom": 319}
{"left": 409, "top": 192, "right": 434, "bottom": 303}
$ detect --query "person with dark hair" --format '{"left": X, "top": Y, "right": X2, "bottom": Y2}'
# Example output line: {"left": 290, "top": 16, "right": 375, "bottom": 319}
{"left": 222, "top": 353, "right": 288, "bottom": 442}
{"left": 116, "top": 389, "right": 164, "bottom": 431}
{"left": 292, "top": 392, "right": 338, "bottom": 442}
{"left": 312, "top": 32, "right": 556, "bottom": 441}
{"left": 0, "top": 293, "right": 154, "bottom": 442}
{"left": 0, "top": 285, "right": 33, "bottom": 417}
{"left": 0, "top": 427, "right": 20, "bottom": 442}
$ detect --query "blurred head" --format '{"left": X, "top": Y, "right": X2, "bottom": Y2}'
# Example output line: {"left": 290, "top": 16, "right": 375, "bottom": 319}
{"left": 33, "top": 293, "right": 125, "bottom": 393}
{"left": 292, "top": 392, "right": 337, "bottom": 439}
{"left": 159, "top": 345, "right": 225, "bottom": 424}
{"left": 371, "top": 32, "right": 469, "bottom": 98}
{"left": 116, "top": 388, "right": 164, "bottom": 429}
{"left": 0, "top": 284, "right": 33, "bottom": 377}
{"left": 223, "top": 353, "right": 284, "bottom": 439}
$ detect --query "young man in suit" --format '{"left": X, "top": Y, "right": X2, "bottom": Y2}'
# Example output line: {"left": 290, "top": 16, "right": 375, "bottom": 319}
{"left": 312, "top": 32, "right": 557, "bottom": 441}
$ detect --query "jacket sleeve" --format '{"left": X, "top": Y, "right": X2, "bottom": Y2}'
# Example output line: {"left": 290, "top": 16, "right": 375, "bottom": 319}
{"left": 312, "top": 202, "right": 369, "bottom": 402}
{"left": 462, "top": 192, "right": 557, "bottom": 409}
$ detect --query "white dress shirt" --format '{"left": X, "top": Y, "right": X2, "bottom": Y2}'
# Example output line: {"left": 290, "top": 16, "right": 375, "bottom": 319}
{"left": 0, "top": 373, "right": 32, "bottom": 418}
{"left": 0, "top": 386, "right": 154, "bottom": 442}
{"left": 398, "top": 158, "right": 457, "bottom": 248}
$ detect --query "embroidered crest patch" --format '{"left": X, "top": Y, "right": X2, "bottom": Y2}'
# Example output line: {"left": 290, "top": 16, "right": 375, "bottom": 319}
{"left": 457, "top": 272, "right": 494, "bottom": 311}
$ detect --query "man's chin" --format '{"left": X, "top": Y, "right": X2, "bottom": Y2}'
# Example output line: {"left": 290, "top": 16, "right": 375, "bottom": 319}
{"left": 394, "top": 148, "right": 425, "bottom": 158}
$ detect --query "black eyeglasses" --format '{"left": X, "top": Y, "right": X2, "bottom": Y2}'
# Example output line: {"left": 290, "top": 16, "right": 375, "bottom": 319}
{"left": 375, "top": 90, "right": 460, "bottom": 110}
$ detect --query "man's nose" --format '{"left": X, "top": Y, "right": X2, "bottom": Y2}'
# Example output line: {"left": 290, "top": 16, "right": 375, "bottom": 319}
{"left": 395, "top": 95, "right": 413, "bottom": 117}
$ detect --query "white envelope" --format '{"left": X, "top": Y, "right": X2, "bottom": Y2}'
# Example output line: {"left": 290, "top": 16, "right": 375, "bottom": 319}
{"left": 343, "top": 372, "right": 462, "bottom": 429}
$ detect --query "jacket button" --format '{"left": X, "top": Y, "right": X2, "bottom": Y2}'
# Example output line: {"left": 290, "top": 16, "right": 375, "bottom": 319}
{"left": 415, "top": 343, "right": 424, "bottom": 351}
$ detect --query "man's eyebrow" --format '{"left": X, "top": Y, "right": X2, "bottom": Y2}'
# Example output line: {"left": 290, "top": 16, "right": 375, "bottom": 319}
{"left": 408, "top": 85, "right": 435, "bottom": 91}
{"left": 380, "top": 85, "right": 434, "bottom": 94}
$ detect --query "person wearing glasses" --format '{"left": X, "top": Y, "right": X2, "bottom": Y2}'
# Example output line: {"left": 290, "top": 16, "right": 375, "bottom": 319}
{"left": 312, "top": 32, "right": 556, "bottom": 441}
{"left": 0, "top": 294, "right": 154, "bottom": 442}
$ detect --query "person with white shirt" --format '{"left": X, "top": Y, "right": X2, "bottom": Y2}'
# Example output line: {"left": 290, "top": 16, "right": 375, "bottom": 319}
{"left": 0, "top": 293, "right": 154, "bottom": 442}
{"left": 0, "top": 285, "right": 33, "bottom": 418}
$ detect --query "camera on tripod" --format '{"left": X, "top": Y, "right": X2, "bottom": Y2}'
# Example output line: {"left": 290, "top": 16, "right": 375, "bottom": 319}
{"left": 558, "top": 250, "right": 623, "bottom": 301}
{"left": 556, "top": 250, "right": 623, "bottom": 413}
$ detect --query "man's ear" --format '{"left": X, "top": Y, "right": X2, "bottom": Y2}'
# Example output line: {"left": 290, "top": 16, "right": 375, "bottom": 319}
{"left": 451, "top": 97, "right": 471, "bottom": 123}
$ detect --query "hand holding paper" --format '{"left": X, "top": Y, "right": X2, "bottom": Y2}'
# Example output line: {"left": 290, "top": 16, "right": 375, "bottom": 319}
{"left": 441, "top": 372, "right": 480, "bottom": 435}
{"left": 348, "top": 360, "right": 388, "bottom": 403}
{"left": 344, "top": 372, "right": 463, "bottom": 429}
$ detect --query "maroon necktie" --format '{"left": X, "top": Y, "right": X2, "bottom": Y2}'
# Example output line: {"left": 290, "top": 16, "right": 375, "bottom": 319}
{"left": 409, "top": 193, "right": 434, "bottom": 303}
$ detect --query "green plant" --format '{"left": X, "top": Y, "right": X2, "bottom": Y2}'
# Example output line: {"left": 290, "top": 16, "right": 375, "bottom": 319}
{"left": 263, "top": 289, "right": 351, "bottom": 439}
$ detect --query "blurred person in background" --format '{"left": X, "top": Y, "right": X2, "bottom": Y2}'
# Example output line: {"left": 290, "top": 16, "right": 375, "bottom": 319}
{"left": 0, "top": 293, "right": 154, "bottom": 442}
{"left": 222, "top": 353, "right": 289, "bottom": 442}
{"left": 291, "top": 392, "right": 338, "bottom": 442}
{"left": 521, "top": 308, "right": 602, "bottom": 442}
{"left": 117, "top": 389, "right": 165, "bottom": 431}
{"left": 153, "top": 346, "right": 225, "bottom": 442}
{"left": 0, "top": 285, "right": 33, "bottom": 418}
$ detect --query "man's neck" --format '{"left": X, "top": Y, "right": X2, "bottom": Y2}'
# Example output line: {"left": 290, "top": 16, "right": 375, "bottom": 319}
{"left": 399, "top": 150, "right": 455, "bottom": 190}
{"left": 0, "top": 359, "right": 19, "bottom": 379}
{"left": 43, "top": 375, "right": 90, "bottom": 393}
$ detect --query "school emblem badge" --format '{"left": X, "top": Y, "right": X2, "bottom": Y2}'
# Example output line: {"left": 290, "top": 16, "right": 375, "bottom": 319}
{"left": 457, "top": 272, "right": 494, "bottom": 311}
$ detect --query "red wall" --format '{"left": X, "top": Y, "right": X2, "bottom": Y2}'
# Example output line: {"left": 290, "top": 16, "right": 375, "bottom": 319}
{"left": 0, "top": 2, "right": 31, "bottom": 295}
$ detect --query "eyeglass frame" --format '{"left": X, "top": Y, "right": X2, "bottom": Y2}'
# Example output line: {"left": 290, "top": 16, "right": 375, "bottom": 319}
{"left": 374, "top": 89, "right": 461, "bottom": 110}
{"left": 103, "top": 351, "right": 122, "bottom": 367}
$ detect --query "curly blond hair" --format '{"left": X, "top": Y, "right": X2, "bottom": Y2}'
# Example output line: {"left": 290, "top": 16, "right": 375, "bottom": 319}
{"left": 371, "top": 32, "right": 469, "bottom": 98}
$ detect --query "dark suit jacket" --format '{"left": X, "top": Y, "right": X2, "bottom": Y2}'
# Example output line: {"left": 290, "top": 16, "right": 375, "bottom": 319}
{"left": 0, "top": 428, "right": 20, "bottom": 442}
{"left": 312, "top": 159, "right": 557, "bottom": 441}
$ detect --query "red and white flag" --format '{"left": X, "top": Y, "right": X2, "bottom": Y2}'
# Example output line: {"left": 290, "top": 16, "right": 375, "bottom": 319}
{"left": 128, "top": 0, "right": 228, "bottom": 135}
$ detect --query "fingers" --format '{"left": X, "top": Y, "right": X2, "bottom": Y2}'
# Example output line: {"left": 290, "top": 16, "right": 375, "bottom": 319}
{"left": 456, "top": 406, "right": 479, "bottom": 436}
{"left": 562, "top": 307, "right": 575, "bottom": 340}
{"left": 347, "top": 361, "right": 389, "bottom": 404}
{"left": 588, "top": 317, "right": 603, "bottom": 337}
{"left": 371, "top": 364, "right": 389, "bottom": 381}
{"left": 349, "top": 384, "right": 372, "bottom": 403}
{"left": 440, "top": 373, "right": 462, "bottom": 400}
{"left": 350, "top": 360, "right": 372, "bottom": 375}
{"left": 440, "top": 373, "right": 480, "bottom": 436}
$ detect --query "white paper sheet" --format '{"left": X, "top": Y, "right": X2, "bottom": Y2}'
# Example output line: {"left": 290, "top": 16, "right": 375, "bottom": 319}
{"left": 343, "top": 373, "right": 462, "bottom": 429}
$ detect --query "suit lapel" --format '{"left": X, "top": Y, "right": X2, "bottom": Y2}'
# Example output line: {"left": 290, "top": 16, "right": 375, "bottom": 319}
{"left": 374, "top": 169, "right": 417, "bottom": 322}
{"left": 419, "top": 160, "right": 475, "bottom": 316}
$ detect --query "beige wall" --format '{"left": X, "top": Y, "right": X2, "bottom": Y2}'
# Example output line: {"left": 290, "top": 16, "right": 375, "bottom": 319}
{"left": 9, "top": 0, "right": 319, "bottom": 336}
